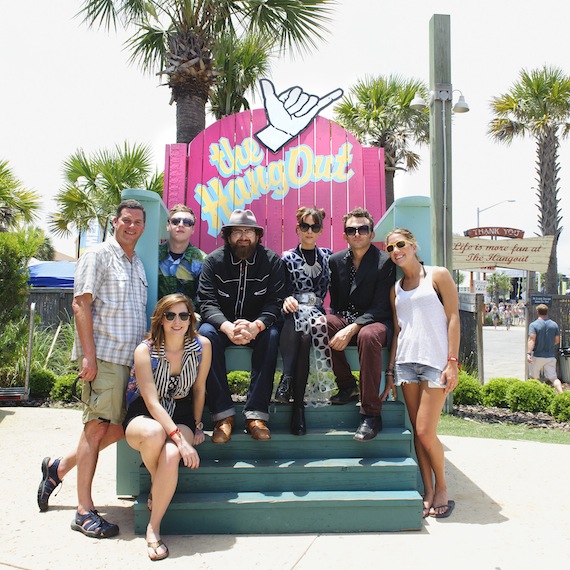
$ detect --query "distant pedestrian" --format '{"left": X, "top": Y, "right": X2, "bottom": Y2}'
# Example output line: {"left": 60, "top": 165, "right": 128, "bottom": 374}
{"left": 527, "top": 304, "right": 563, "bottom": 394}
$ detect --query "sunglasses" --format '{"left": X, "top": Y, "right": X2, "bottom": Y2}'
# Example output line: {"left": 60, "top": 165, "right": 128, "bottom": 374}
{"left": 170, "top": 217, "right": 194, "bottom": 227}
{"left": 164, "top": 311, "right": 191, "bottom": 321}
{"left": 344, "top": 225, "right": 371, "bottom": 237}
{"left": 386, "top": 240, "right": 410, "bottom": 253}
{"left": 299, "top": 222, "right": 322, "bottom": 233}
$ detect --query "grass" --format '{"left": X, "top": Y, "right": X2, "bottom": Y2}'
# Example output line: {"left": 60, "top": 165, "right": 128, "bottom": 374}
{"left": 439, "top": 413, "right": 570, "bottom": 445}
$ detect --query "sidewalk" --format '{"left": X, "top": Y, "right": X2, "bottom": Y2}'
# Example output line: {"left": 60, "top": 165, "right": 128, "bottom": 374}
{"left": 482, "top": 325, "right": 526, "bottom": 383}
{"left": 2, "top": 406, "right": 570, "bottom": 569}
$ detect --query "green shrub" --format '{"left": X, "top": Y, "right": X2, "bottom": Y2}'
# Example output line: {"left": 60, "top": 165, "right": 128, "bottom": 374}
{"left": 227, "top": 370, "right": 250, "bottom": 396}
{"left": 550, "top": 391, "right": 570, "bottom": 422}
{"left": 0, "top": 320, "right": 76, "bottom": 387}
{"left": 29, "top": 368, "right": 57, "bottom": 397}
{"left": 482, "top": 377, "right": 523, "bottom": 408}
{"left": 50, "top": 373, "right": 78, "bottom": 403}
{"left": 0, "top": 233, "right": 28, "bottom": 329}
{"left": 453, "top": 371, "right": 483, "bottom": 405}
{"left": 506, "top": 379, "right": 555, "bottom": 413}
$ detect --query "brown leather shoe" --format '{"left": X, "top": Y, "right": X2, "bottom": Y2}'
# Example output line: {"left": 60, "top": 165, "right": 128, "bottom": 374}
{"left": 246, "top": 419, "right": 271, "bottom": 441}
{"left": 211, "top": 416, "right": 235, "bottom": 444}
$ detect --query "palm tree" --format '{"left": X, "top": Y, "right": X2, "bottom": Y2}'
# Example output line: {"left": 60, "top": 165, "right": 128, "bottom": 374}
{"left": 209, "top": 32, "right": 273, "bottom": 120}
{"left": 488, "top": 65, "right": 570, "bottom": 294}
{"left": 333, "top": 74, "right": 430, "bottom": 208}
{"left": 0, "top": 160, "right": 40, "bottom": 231}
{"left": 50, "top": 142, "right": 163, "bottom": 238}
{"left": 14, "top": 227, "right": 55, "bottom": 261}
{"left": 78, "top": 0, "right": 335, "bottom": 143}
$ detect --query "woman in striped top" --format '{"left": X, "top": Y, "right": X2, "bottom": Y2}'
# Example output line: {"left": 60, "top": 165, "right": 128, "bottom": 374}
{"left": 123, "top": 293, "right": 211, "bottom": 561}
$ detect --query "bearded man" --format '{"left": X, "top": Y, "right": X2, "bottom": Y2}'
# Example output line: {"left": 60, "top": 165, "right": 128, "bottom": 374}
{"left": 197, "top": 209, "right": 286, "bottom": 442}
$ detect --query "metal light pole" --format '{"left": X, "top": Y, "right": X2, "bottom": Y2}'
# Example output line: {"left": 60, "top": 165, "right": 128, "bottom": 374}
{"left": 429, "top": 14, "right": 453, "bottom": 270}
{"left": 476, "top": 199, "right": 516, "bottom": 228}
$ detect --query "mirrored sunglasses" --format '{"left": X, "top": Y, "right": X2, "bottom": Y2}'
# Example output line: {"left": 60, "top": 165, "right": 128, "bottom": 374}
{"left": 299, "top": 222, "right": 322, "bottom": 233}
{"left": 386, "top": 240, "right": 410, "bottom": 253}
{"left": 164, "top": 311, "right": 191, "bottom": 321}
{"left": 344, "top": 224, "right": 371, "bottom": 237}
{"left": 170, "top": 217, "right": 194, "bottom": 227}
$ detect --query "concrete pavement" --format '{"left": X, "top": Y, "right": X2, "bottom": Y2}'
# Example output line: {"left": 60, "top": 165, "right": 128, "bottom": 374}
{"left": 2, "top": 406, "right": 570, "bottom": 570}
{"left": 482, "top": 324, "right": 527, "bottom": 383}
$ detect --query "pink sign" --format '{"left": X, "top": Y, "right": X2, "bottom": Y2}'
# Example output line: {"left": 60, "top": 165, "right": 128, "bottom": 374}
{"left": 164, "top": 110, "right": 386, "bottom": 255}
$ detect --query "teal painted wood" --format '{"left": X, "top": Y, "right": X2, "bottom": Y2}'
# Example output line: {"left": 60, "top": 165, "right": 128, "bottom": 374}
{"left": 142, "top": 457, "right": 419, "bottom": 494}
{"left": 219, "top": 400, "right": 406, "bottom": 430}
{"left": 224, "top": 345, "right": 388, "bottom": 373}
{"left": 134, "top": 490, "right": 423, "bottom": 534}
{"left": 192, "top": 428, "right": 412, "bottom": 462}
{"left": 116, "top": 399, "right": 410, "bottom": 496}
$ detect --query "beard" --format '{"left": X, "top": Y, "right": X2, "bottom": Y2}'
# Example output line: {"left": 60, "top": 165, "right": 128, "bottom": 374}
{"left": 231, "top": 241, "right": 257, "bottom": 260}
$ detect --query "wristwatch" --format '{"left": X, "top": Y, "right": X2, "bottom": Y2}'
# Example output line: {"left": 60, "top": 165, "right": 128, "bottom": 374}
{"left": 195, "top": 421, "right": 204, "bottom": 431}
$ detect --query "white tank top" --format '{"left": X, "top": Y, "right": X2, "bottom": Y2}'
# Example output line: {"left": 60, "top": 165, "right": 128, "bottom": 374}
{"left": 395, "top": 266, "right": 448, "bottom": 370}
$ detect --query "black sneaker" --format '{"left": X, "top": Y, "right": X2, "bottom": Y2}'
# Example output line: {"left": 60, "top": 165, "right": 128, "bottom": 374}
{"left": 37, "top": 457, "right": 62, "bottom": 512}
{"left": 330, "top": 385, "right": 359, "bottom": 405}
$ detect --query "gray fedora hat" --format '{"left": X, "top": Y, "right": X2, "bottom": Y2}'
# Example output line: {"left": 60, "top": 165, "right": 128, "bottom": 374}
{"left": 226, "top": 208, "right": 263, "bottom": 230}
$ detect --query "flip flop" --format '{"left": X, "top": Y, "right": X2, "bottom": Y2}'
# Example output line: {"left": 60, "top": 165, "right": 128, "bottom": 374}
{"left": 148, "top": 539, "right": 169, "bottom": 561}
{"left": 422, "top": 505, "right": 431, "bottom": 519}
{"left": 431, "top": 500, "right": 455, "bottom": 519}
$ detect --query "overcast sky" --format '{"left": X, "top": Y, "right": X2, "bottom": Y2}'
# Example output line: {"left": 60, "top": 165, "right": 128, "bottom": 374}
{"left": 2, "top": 0, "right": 570, "bottom": 273}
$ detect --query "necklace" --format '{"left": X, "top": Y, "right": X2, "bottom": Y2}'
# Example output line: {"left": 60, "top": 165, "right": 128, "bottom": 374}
{"left": 300, "top": 247, "right": 322, "bottom": 278}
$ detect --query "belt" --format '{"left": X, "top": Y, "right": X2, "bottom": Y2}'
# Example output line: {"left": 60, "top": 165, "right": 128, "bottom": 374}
{"left": 294, "top": 293, "right": 323, "bottom": 306}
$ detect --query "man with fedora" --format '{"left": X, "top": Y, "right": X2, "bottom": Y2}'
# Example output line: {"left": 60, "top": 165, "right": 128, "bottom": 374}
{"left": 197, "top": 209, "right": 286, "bottom": 442}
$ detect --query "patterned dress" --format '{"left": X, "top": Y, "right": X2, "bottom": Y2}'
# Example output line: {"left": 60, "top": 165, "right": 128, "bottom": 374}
{"left": 281, "top": 246, "right": 335, "bottom": 404}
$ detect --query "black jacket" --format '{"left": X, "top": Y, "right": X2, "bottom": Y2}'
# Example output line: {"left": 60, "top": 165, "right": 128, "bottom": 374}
{"left": 329, "top": 244, "right": 395, "bottom": 331}
{"left": 197, "top": 244, "right": 286, "bottom": 330}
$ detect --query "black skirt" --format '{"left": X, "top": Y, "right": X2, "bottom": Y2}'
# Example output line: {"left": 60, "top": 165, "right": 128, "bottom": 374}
{"left": 123, "top": 395, "right": 195, "bottom": 432}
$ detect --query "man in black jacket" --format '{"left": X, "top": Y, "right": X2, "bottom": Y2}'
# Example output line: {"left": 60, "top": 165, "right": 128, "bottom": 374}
{"left": 198, "top": 209, "right": 286, "bottom": 443}
{"left": 326, "top": 207, "right": 395, "bottom": 441}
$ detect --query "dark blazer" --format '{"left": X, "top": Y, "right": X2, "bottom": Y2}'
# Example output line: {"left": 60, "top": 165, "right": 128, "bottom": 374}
{"left": 329, "top": 244, "right": 395, "bottom": 332}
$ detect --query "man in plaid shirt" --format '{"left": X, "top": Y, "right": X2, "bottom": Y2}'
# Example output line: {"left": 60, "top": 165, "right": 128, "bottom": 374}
{"left": 37, "top": 200, "right": 148, "bottom": 539}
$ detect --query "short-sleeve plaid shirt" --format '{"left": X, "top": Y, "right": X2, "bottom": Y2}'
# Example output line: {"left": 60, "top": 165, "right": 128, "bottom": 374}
{"left": 72, "top": 237, "right": 148, "bottom": 366}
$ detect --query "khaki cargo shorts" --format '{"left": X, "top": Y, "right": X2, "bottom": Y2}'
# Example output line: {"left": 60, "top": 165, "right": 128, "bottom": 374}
{"left": 81, "top": 359, "right": 130, "bottom": 425}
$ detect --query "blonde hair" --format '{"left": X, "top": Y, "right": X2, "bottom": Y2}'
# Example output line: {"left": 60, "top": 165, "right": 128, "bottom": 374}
{"left": 148, "top": 293, "right": 197, "bottom": 347}
{"left": 386, "top": 227, "right": 417, "bottom": 246}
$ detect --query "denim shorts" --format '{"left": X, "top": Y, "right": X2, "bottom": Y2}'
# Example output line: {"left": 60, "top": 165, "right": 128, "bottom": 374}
{"left": 394, "top": 362, "right": 444, "bottom": 389}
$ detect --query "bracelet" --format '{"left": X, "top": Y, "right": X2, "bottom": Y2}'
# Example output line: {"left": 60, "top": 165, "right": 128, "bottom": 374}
{"left": 254, "top": 320, "right": 263, "bottom": 332}
{"left": 448, "top": 356, "right": 459, "bottom": 362}
{"left": 385, "top": 371, "right": 394, "bottom": 376}
{"left": 168, "top": 427, "right": 181, "bottom": 439}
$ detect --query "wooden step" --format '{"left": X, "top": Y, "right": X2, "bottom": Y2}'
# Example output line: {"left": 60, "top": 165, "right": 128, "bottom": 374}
{"left": 194, "top": 428, "right": 413, "bottom": 461}
{"left": 204, "top": 399, "right": 407, "bottom": 431}
{"left": 134, "top": 490, "right": 423, "bottom": 534}
{"left": 140, "top": 456, "right": 419, "bottom": 494}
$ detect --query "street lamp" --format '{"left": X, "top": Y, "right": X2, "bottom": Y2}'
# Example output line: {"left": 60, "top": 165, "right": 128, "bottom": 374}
{"left": 476, "top": 200, "right": 516, "bottom": 228}
{"left": 409, "top": 16, "right": 470, "bottom": 270}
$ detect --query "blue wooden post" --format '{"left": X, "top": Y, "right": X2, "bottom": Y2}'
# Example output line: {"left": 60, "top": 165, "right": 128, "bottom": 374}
{"left": 373, "top": 195, "right": 432, "bottom": 264}
{"left": 121, "top": 188, "right": 168, "bottom": 325}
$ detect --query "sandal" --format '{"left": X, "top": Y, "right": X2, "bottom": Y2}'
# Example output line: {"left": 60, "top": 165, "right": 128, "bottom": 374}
{"left": 148, "top": 539, "right": 169, "bottom": 561}
{"left": 70, "top": 510, "right": 119, "bottom": 538}
{"left": 37, "top": 457, "right": 62, "bottom": 512}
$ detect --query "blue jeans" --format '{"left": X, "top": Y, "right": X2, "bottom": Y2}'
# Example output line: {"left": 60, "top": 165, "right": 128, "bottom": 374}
{"left": 198, "top": 322, "right": 280, "bottom": 422}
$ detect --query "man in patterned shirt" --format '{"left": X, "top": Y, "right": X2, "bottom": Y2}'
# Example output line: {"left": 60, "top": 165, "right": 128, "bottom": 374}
{"left": 36, "top": 200, "right": 148, "bottom": 539}
{"left": 158, "top": 204, "right": 206, "bottom": 305}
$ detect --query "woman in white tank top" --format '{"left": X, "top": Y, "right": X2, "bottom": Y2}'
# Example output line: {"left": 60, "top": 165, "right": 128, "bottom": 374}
{"left": 385, "top": 228, "right": 460, "bottom": 520}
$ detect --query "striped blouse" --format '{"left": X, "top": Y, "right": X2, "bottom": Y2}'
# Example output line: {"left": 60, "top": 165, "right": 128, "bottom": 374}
{"left": 142, "top": 336, "right": 203, "bottom": 417}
